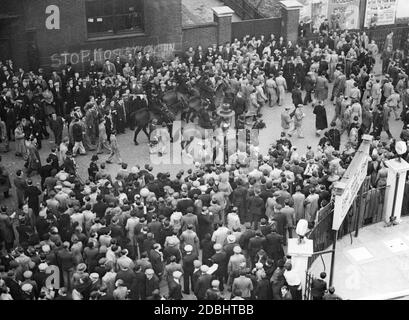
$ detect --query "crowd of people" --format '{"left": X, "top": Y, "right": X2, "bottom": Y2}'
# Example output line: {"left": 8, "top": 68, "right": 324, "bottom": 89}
{"left": 1, "top": 22, "right": 409, "bottom": 300}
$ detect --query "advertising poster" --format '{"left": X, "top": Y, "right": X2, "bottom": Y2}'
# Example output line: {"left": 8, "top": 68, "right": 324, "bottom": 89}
{"left": 327, "top": 0, "right": 360, "bottom": 30}
{"left": 298, "top": 0, "right": 312, "bottom": 22}
{"left": 311, "top": 0, "right": 329, "bottom": 31}
{"left": 364, "top": 0, "right": 398, "bottom": 27}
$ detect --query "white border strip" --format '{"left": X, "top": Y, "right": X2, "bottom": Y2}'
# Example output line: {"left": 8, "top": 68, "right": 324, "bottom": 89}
{"left": 358, "top": 289, "right": 409, "bottom": 300}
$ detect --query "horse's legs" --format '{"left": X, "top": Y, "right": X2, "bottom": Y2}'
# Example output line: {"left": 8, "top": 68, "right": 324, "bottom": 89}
{"left": 134, "top": 126, "right": 142, "bottom": 144}
{"left": 189, "top": 110, "right": 197, "bottom": 123}
{"left": 183, "top": 110, "right": 190, "bottom": 123}
{"left": 142, "top": 125, "right": 150, "bottom": 140}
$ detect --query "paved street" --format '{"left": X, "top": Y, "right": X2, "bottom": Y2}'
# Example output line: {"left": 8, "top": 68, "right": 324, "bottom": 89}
{"left": 0, "top": 58, "right": 406, "bottom": 300}
{"left": 0, "top": 60, "right": 404, "bottom": 211}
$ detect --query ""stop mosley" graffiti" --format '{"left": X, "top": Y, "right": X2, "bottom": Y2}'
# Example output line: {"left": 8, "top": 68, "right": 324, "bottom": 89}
{"left": 50, "top": 43, "right": 175, "bottom": 68}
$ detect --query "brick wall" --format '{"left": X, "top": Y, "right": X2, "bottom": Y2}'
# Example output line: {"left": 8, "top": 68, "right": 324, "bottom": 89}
{"left": 281, "top": 7, "right": 300, "bottom": 43}
{"left": 231, "top": 17, "right": 282, "bottom": 41}
{"left": 5, "top": 0, "right": 183, "bottom": 71}
{"left": 182, "top": 23, "right": 218, "bottom": 50}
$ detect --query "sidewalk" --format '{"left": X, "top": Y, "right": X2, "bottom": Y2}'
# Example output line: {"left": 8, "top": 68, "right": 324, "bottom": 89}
{"left": 309, "top": 216, "right": 409, "bottom": 300}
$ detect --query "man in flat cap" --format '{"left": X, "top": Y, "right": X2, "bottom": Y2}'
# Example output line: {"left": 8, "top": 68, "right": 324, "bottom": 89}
{"left": 182, "top": 244, "right": 197, "bottom": 295}
{"left": 145, "top": 268, "right": 159, "bottom": 299}
{"left": 211, "top": 243, "right": 227, "bottom": 291}
{"left": 167, "top": 270, "right": 183, "bottom": 300}
{"left": 194, "top": 265, "right": 212, "bottom": 300}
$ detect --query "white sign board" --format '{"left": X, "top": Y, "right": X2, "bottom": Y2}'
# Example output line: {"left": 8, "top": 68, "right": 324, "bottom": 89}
{"left": 332, "top": 152, "right": 369, "bottom": 230}
{"left": 396, "top": 0, "right": 409, "bottom": 19}
{"left": 364, "top": 0, "right": 398, "bottom": 27}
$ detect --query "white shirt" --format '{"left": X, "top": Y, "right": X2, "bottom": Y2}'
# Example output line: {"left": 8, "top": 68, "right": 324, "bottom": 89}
{"left": 284, "top": 269, "right": 301, "bottom": 286}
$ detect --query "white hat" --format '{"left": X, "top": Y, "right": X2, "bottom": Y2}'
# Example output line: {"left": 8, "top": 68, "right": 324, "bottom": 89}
{"left": 227, "top": 235, "right": 236, "bottom": 244}
{"left": 38, "top": 263, "right": 48, "bottom": 272}
{"left": 63, "top": 181, "right": 74, "bottom": 188}
{"left": 233, "top": 246, "right": 242, "bottom": 254}
{"left": 145, "top": 268, "right": 154, "bottom": 275}
{"left": 21, "top": 283, "right": 33, "bottom": 292}
{"left": 90, "top": 273, "right": 99, "bottom": 281}
{"left": 184, "top": 245, "right": 193, "bottom": 252}
{"left": 200, "top": 265, "right": 209, "bottom": 273}
{"left": 211, "top": 279, "right": 220, "bottom": 287}
{"left": 213, "top": 243, "right": 222, "bottom": 251}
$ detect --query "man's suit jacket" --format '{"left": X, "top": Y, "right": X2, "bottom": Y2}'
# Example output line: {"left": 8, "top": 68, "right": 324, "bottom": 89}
{"left": 25, "top": 186, "right": 41, "bottom": 207}
{"left": 168, "top": 279, "right": 183, "bottom": 300}
{"left": 177, "top": 198, "right": 195, "bottom": 214}
{"left": 13, "top": 177, "right": 27, "bottom": 199}
{"left": 181, "top": 213, "right": 198, "bottom": 232}
{"left": 145, "top": 275, "right": 160, "bottom": 298}
{"left": 263, "top": 232, "right": 284, "bottom": 261}
{"left": 149, "top": 249, "right": 164, "bottom": 276}
{"left": 192, "top": 269, "right": 201, "bottom": 292}
{"left": 163, "top": 246, "right": 182, "bottom": 263}
{"left": 182, "top": 253, "right": 198, "bottom": 275}
{"left": 273, "top": 212, "right": 288, "bottom": 237}
{"left": 211, "top": 251, "right": 228, "bottom": 275}
{"left": 248, "top": 236, "right": 265, "bottom": 256}
{"left": 48, "top": 153, "right": 60, "bottom": 171}
{"left": 311, "top": 278, "right": 327, "bottom": 298}
{"left": 57, "top": 248, "right": 74, "bottom": 271}
{"left": 232, "top": 276, "right": 253, "bottom": 298}
{"left": 247, "top": 195, "right": 265, "bottom": 216}
{"left": 164, "top": 263, "right": 183, "bottom": 283}
{"left": 129, "top": 271, "right": 146, "bottom": 300}
{"left": 194, "top": 274, "right": 212, "bottom": 300}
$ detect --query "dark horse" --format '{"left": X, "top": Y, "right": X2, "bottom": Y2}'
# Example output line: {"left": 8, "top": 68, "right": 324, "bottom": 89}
{"left": 130, "top": 96, "right": 151, "bottom": 145}
{"left": 131, "top": 95, "right": 176, "bottom": 145}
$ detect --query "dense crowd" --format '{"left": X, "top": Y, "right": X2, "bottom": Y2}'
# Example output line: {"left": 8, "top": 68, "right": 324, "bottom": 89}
{"left": 0, "top": 24, "right": 409, "bottom": 300}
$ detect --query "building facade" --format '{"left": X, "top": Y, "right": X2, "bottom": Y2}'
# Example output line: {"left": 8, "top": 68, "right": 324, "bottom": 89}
{"left": 0, "top": 0, "right": 183, "bottom": 72}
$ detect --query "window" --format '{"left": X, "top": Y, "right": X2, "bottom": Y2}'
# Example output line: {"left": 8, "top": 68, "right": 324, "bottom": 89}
{"left": 86, "top": 0, "right": 144, "bottom": 37}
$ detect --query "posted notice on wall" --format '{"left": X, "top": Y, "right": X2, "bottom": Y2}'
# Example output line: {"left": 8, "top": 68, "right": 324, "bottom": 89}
{"left": 299, "top": 0, "right": 312, "bottom": 22}
{"left": 327, "top": 0, "right": 360, "bottom": 29}
{"left": 364, "top": 0, "right": 398, "bottom": 27}
{"left": 396, "top": 0, "right": 409, "bottom": 19}
{"left": 298, "top": 0, "right": 330, "bottom": 31}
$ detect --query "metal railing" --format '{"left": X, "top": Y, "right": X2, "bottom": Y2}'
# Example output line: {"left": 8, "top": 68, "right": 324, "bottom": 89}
{"left": 306, "top": 202, "right": 334, "bottom": 269}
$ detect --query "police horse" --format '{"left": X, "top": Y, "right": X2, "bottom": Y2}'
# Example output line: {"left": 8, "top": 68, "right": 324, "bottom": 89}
{"left": 130, "top": 75, "right": 234, "bottom": 146}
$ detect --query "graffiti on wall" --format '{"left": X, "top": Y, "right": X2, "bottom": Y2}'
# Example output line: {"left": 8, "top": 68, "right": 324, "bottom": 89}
{"left": 50, "top": 43, "right": 175, "bottom": 68}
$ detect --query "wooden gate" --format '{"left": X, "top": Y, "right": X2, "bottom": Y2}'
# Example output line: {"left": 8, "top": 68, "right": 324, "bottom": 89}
{"left": 338, "top": 176, "right": 388, "bottom": 239}
{"left": 307, "top": 202, "right": 334, "bottom": 269}
{"left": 307, "top": 176, "right": 389, "bottom": 270}
{"left": 231, "top": 18, "right": 282, "bottom": 42}
{"left": 402, "top": 181, "right": 409, "bottom": 217}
